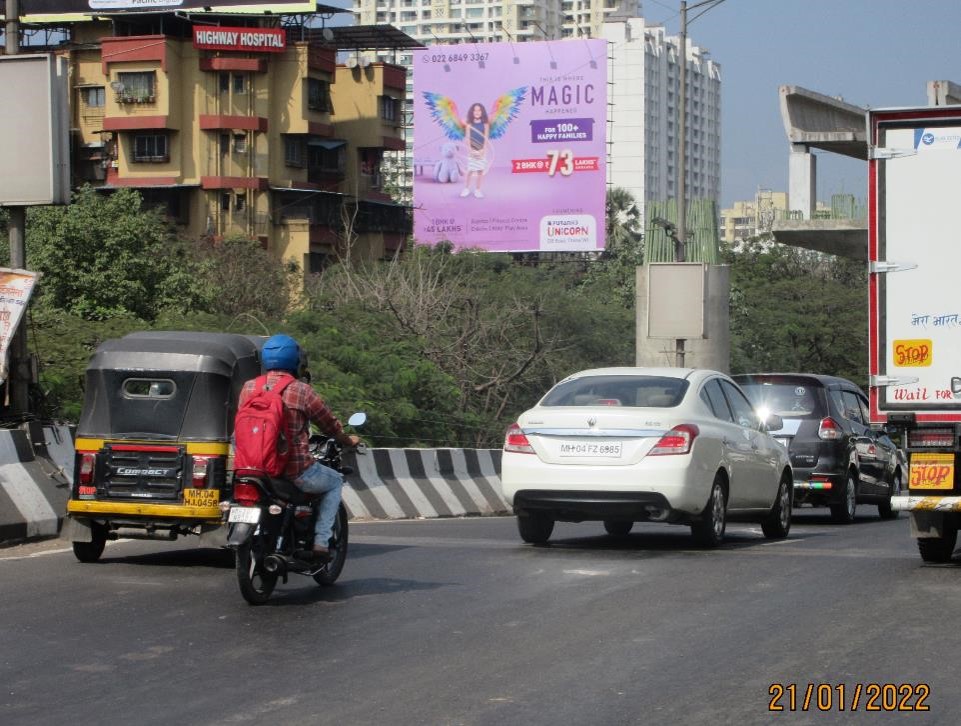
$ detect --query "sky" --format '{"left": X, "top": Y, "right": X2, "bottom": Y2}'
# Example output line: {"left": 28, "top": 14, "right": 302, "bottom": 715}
{"left": 638, "top": 0, "right": 961, "bottom": 207}
{"left": 327, "top": 0, "right": 961, "bottom": 208}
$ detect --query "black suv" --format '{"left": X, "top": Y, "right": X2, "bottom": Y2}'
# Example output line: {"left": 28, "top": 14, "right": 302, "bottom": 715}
{"left": 733, "top": 373, "right": 903, "bottom": 523}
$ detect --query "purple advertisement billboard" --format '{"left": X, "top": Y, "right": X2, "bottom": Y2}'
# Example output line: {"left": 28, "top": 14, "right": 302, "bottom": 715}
{"left": 413, "top": 40, "right": 607, "bottom": 253}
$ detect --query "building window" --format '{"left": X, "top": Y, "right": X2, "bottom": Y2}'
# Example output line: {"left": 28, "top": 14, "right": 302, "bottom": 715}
{"left": 284, "top": 137, "right": 305, "bottom": 167}
{"left": 359, "top": 148, "right": 383, "bottom": 187}
{"left": 234, "top": 133, "right": 247, "bottom": 153}
{"left": 235, "top": 193, "right": 246, "bottom": 211}
{"left": 132, "top": 133, "right": 168, "bottom": 163}
{"left": 117, "top": 72, "right": 155, "bottom": 103}
{"left": 309, "top": 145, "right": 345, "bottom": 175}
{"left": 83, "top": 87, "right": 105, "bottom": 108}
{"left": 379, "top": 95, "right": 400, "bottom": 124}
{"left": 221, "top": 192, "right": 231, "bottom": 211}
{"left": 233, "top": 74, "right": 247, "bottom": 95}
{"left": 307, "top": 78, "right": 330, "bottom": 112}
{"left": 220, "top": 133, "right": 230, "bottom": 155}
{"left": 219, "top": 72, "right": 230, "bottom": 93}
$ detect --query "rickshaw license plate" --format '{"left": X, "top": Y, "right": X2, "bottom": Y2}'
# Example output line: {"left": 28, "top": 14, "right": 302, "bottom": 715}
{"left": 909, "top": 453, "right": 955, "bottom": 490}
{"left": 228, "top": 507, "right": 261, "bottom": 524}
{"left": 183, "top": 488, "right": 220, "bottom": 507}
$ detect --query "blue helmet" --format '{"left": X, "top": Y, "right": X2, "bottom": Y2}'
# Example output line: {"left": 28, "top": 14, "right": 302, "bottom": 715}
{"left": 262, "top": 334, "right": 301, "bottom": 374}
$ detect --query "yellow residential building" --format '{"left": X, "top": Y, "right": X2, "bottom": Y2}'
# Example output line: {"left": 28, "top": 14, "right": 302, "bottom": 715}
{"left": 59, "top": 12, "right": 417, "bottom": 276}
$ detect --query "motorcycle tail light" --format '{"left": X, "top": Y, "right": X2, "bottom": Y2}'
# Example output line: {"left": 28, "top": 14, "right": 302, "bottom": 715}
{"left": 818, "top": 417, "right": 842, "bottom": 441}
{"left": 191, "top": 456, "right": 212, "bottom": 488}
{"left": 908, "top": 428, "right": 954, "bottom": 448}
{"left": 504, "top": 423, "right": 535, "bottom": 454}
{"left": 232, "top": 481, "right": 261, "bottom": 506}
{"left": 649, "top": 424, "right": 699, "bottom": 456}
{"left": 78, "top": 452, "right": 96, "bottom": 485}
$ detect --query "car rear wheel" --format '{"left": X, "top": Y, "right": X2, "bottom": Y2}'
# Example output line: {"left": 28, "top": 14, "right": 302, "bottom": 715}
{"left": 830, "top": 471, "right": 857, "bottom": 524}
{"left": 517, "top": 513, "right": 554, "bottom": 544}
{"left": 603, "top": 520, "right": 633, "bottom": 537}
{"left": 761, "top": 473, "right": 792, "bottom": 539}
{"left": 691, "top": 475, "right": 726, "bottom": 548}
{"left": 917, "top": 526, "right": 958, "bottom": 563}
{"left": 878, "top": 471, "right": 901, "bottom": 520}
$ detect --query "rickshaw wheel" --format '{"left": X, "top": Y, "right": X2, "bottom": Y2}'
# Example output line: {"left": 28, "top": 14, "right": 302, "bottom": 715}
{"left": 73, "top": 523, "right": 107, "bottom": 563}
{"left": 236, "top": 536, "right": 277, "bottom": 605}
{"left": 313, "top": 505, "right": 349, "bottom": 586}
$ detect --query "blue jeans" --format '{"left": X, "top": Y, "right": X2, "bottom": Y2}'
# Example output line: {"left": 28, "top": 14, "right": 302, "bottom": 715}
{"left": 295, "top": 462, "right": 343, "bottom": 547}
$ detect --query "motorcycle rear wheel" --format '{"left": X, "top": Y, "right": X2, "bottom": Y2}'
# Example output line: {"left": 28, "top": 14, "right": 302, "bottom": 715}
{"left": 236, "top": 536, "right": 277, "bottom": 605}
{"left": 313, "top": 504, "right": 349, "bottom": 586}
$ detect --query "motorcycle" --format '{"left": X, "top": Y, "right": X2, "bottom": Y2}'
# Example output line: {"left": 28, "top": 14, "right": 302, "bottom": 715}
{"left": 225, "top": 412, "right": 366, "bottom": 605}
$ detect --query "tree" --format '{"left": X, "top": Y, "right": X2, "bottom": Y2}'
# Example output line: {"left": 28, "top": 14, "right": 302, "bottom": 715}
{"left": 726, "top": 237, "right": 868, "bottom": 386}
{"left": 606, "top": 186, "right": 643, "bottom": 251}
{"left": 25, "top": 187, "right": 206, "bottom": 320}
{"left": 191, "top": 235, "right": 300, "bottom": 320}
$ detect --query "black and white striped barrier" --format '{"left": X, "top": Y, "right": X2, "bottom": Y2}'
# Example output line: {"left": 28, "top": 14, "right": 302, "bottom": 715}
{"left": 0, "top": 438, "right": 508, "bottom": 544}
{"left": 0, "top": 426, "right": 73, "bottom": 543}
{"left": 341, "top": 448, "right": 508, "bottom": 520}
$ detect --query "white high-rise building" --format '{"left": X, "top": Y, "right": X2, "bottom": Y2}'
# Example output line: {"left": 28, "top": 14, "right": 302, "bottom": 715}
{"left": 602, "top": 13, "right": 721, "bottom": 213}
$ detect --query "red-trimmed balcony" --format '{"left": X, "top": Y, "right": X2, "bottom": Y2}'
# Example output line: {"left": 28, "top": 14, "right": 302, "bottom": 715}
{"left": 200, "top": 115, "right": 268, "bottom": 132}
{"left": 201, "top": 176, "right": 268, "bottom": 191}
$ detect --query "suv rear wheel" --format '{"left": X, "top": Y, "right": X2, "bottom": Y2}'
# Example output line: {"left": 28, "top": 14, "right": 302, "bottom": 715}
{"left": 761, "top": 473, "right": 792, "bottom": 539}
{"left": 878, "top": 471, "right": 901, "bottom": 520}
{"left": 830, "top": 471, "right": 857, "bottom": 524}
{"left": 917, "top": 525, "right": 958, "bottom": 563}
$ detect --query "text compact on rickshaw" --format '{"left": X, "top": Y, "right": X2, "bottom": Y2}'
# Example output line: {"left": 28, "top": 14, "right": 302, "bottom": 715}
{"left": 64, "top": 331, "right": 263, "bottom": 562}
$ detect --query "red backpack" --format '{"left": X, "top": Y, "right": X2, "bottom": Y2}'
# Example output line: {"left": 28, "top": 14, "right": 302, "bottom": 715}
{"left": 233, "top": 375, "right": 295, "bottom": 477}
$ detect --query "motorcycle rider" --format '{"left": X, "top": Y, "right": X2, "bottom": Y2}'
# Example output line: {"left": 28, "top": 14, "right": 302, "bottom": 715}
{"left": 238, "top": 334, "right": 360, "bottom": 561}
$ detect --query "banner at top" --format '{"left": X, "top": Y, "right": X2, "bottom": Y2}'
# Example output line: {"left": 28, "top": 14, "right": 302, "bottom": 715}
{"left": 12, "top": 0, "right": 315, "bottom": 22}
{"left": 413, "top": 39, "right": 607, "bottom": 253}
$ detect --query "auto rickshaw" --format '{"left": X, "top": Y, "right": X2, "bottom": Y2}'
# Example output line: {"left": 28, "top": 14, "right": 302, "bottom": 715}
{"left": 64, "top": 331, "right": 263, "bottom": 562}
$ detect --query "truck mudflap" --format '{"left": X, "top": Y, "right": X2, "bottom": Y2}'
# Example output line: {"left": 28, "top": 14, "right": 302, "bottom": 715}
{"left": 891, "top": 496, "right": 961, "bottom": 512}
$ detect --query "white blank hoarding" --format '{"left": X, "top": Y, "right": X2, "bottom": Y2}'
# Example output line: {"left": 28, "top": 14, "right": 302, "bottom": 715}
{"left": 0, "top": 54, "right": 70, "bottom": 206}
{"left": 647, "top": 263, "right": 707, "bottom": 339}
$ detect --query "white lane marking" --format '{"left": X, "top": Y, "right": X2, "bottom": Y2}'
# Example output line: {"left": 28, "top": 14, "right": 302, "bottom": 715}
{"left": 563, "top": 569, "right": 611, "bottom": 576}
{"left": 0, "top": 539, "right": 132, "bottom": 562}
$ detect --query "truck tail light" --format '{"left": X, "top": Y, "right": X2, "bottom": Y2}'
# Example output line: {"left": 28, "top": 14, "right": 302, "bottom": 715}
{"left": 78, "top": 452, "right": 96, "bottom": 485}
{"left": 908, "top": 428, "right": 954, "bottom": 448}
{"left": 650, "top": 424, "right": 699, "bottom": 456}
{"left": 818, "top": 417, "right": 842, "bottom": 441}
{"left": 504, "top": 423, "right": 535, "bottom": 454}
{"left": 191, "top": 456, "right": 212, "bottom": 488}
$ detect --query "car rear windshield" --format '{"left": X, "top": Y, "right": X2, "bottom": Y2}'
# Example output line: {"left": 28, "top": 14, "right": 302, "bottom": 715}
{"left": 540, "top": 375, "right": 689, "bottom": 408}
{"left": 737, "top": 377, "right": 826, "bottom": 419}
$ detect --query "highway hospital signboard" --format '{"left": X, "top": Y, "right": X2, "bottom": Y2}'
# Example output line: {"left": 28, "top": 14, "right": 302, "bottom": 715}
{"left": 413, "top": 39, "right": 607, "bottom": 253}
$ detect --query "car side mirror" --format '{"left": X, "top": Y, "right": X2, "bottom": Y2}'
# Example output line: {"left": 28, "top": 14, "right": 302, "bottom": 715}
{"left": 761, "top": 413, "right": 783, "bottom": 432}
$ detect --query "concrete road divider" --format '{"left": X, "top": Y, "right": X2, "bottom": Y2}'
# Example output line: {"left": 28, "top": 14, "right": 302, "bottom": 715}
{"left": 341, "top": 448, "right": 508, "bottom": 521}
{"left": 0, "top": 433, "right": 508, "bottom": 545}
{"left": 0, "top": 426, "right": 73, "bottom": 543}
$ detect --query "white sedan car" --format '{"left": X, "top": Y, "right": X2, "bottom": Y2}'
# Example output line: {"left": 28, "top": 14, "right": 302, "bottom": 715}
{"left": 500, "top": 367, "right": 793, "bottom": 547}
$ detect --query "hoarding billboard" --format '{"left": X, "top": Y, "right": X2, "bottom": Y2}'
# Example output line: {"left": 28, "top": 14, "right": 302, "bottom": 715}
{"left": 9, "top": 0, "right": 314, "bottom": 22}
{"left": 413, "top": 39, "right": 607, "bottom": 253}
{"left": 0, "top": 269, "right": 39, "bottom": 385}
{"left": 193, "top": 26, "right": 286, "bottom": 53}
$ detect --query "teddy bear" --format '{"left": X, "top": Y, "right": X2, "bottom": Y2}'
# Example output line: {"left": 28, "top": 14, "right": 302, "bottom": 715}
{"left": 434, "top": 142, "right": 462, "bottom": 184}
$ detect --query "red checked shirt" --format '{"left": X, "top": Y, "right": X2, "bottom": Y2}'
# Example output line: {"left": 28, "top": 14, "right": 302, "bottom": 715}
{"left": 238, "top": 371, "right": 344, "bottom": 479}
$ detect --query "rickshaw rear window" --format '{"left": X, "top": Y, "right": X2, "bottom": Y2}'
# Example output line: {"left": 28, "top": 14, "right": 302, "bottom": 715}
{"left": 122, "top": 378, "right": 176, "bottom": 399}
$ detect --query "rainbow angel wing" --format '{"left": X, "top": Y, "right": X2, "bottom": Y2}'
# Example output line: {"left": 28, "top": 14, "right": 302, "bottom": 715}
{"left": 422, "top": 92, "right": 466, "bottom": 141}
{"left": 488, "top": 87, "right": 527, "bottom": 140}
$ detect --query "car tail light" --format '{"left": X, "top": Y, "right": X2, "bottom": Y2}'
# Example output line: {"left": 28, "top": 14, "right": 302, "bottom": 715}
{"left": 78, "top": 452, "right": 97, "bottom": 485}
{"left": 232, "top": 481, "right": 262, "bottom": 506}
{"left": 818, "top": 417, "right": 842, "bottom": 441}
{"left": 191, "top": 455, "right": 212, "bottom": 488}
{"left": 649, "top": 424, "right": 699, "bottom": 456}
{"left": 908, "top": 428, "right": 954, "bottom": 448}
{"left": 809, "top": 475, "right": 833, "bottom": 490}
{"left": 504, "top": 423, "right": 535, "bottom": 454}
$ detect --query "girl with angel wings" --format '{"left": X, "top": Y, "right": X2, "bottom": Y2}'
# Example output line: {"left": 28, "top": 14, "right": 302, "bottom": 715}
{"left": 423, "top": 88, "right": 527, "bottom": 199}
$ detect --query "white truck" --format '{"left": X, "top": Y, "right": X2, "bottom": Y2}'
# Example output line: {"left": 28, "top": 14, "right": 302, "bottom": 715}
{"left": 870, "top": 106, "right": 961, "bottom": 562}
